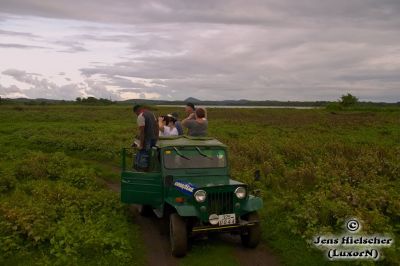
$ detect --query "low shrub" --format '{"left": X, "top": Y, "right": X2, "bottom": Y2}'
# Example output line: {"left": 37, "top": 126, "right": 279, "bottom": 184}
{"left": 0, "top": 169, "right": 16, "bottom": 193}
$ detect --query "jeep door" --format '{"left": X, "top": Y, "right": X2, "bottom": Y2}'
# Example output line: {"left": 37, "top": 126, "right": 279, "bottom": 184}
{"left": 120, "top": 148, "right": 163, "bottom": 207}
{"left": 120, "top": 171, "right": 163, "bottom": 206}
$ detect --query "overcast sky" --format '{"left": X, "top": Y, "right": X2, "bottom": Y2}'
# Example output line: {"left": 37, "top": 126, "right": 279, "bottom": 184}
{"left": 0, "top": 0, "right": 399, "bottom": 102}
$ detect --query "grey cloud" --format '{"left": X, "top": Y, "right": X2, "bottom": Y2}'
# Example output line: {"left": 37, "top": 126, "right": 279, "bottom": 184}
{"left": 55, "top": 40, "right": 87, "bottom": 53}
{"left": 2, "top": 69, "right": 27, "bottom": 78}
{"left": 2, "top": 69, "right": 42, "bottom": 81}
{"left": 84, "top": 79, "right": 116, "bottom": 99}
{"left": 0, "top": 29, "right": 38, "bottom": 38}
{"left": 106, "top": 76, "right": 150, "bottom": 89}
{"left": 2, "top": 68, "right": 128, "bottom": 100}
{"left": 77, "top": 34, "right": 400, "bottom": 101}
{"left": 118, "top": 88, "right": 141, "bottom": 92}
{"left": 0, "top": 43, "right": 46, "bottom": 49}
{"left": 2, "top": 69, "right": 83, "bottom": 99}
{"left": 0, "top": 1, "right": 283, "bottom": 25}
{"left": 1, "top": 0, "right": 400, "bottom": 29}
{"left": 338, "top": 71, "right": 400, "bottom": 82}
{"left": 1, "top": 1, "right": 400, "bottom": 102}
{"left": 0, "top": 84, "right": 22, "bottom": 94}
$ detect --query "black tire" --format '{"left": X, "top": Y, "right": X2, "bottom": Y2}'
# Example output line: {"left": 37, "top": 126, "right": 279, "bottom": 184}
{"left": 169, "top": 213, "right": 188, "bottom": 257}
{"left": 137, "top": 205, "right": 153, "bottom": 217}
{"left": 159, "top": 215, "right": 169, "bottom": 235}
{"left": 241, "top": 212, "right": 261, "bottom": 248}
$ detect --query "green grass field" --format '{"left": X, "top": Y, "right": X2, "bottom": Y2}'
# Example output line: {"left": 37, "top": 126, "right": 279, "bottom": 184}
{"left": 0, "top": 104, "right": 399, "bottom": 265}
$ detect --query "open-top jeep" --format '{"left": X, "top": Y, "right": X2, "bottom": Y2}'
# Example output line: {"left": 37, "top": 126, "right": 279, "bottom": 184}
{"left": 120, "top": 136, "right": 263, "bottom": 257}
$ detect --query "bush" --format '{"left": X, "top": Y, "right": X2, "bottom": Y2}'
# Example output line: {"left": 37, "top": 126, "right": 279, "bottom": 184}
{"left": 62, "top": 167, "right": 98, "bottom": 189}
{"left": 14, "top": 152, "right": 73, "bottom": 180}
{"left": 325, "top": 102, "right": 343, "bottom": 111}
{"left": 14, "top": 152, "right": 99, "bottom": 189}
{"left": 0, "top": 179, "right": 142, "bottom": 265}
{"left": 0, "top": 169, "right": 16, "bottom": 193}
{"left": 340, "top": 93, "right": 358, "bottom": 107}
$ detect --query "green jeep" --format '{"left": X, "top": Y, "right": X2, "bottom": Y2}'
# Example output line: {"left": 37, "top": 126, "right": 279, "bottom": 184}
{"left": 120, "top": 136, "right": 263, "bottom": 257}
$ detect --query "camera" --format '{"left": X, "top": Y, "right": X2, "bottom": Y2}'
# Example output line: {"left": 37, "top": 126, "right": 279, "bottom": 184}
{"left": 160, "top": 115, "right": 176, "bottom": 124}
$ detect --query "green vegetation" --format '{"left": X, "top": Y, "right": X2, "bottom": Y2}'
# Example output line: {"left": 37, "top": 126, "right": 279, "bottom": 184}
{"left": 75, "top": 97, "right": 114, "bottom": 105}
{"left": 339, "top": 93, "right": 358, "bottom": 107}
{"left": 0, "top": 104, "right": 399, "bottom": 265}
{"left": 0, "top": 106, "right": 145, "bottom": 265}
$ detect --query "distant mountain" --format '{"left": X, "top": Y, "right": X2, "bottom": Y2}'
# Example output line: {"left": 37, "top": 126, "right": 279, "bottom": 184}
{"left": 184, "top": 97, "right": 201, "bottom": 103}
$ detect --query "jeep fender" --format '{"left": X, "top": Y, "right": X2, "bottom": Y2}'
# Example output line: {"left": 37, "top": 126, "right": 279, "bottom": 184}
{"left": 242, "top": 195, "right": 263, "bottom": 212}
{"left": 165, "top": 198, "right": 199, "bottom": 217}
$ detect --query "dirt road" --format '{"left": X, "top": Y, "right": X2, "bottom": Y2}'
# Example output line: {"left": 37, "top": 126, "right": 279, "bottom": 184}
{"left": 105, "top": 181, "right": 280, "bottom": 266}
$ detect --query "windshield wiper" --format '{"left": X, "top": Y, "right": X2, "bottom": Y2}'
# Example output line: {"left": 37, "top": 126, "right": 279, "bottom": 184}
{"left": 173, "top": 147, "right": 191, "bottom": 160}
{"left": 195, "top": 146, "right": 213, "bottom": 159}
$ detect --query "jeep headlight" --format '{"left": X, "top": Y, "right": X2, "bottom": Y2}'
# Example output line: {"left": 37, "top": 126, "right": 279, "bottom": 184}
{"left": 234, "top": 187, "right": 246, "bottom": 199}
{"left": 194, "top": 190, "right": 207, "bottom": 203}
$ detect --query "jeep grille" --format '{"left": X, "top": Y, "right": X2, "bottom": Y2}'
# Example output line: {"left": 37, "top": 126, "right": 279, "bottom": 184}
{"left": 207, "top": 191, "right": 234, "bottom": 214}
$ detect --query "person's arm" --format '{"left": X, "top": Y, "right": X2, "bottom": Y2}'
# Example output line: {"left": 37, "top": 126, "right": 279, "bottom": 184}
{"left": 182, "top": 113, "right": 195, "bottom": 126}
{"left": 183, "top": 112, "right": 195, "bottom": 122}
{"left": 158, "top": 117, "right": 165, "bottom": 132}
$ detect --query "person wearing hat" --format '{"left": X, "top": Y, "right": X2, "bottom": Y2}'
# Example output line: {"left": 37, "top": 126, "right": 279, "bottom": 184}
{"left": 158, "top": 115, "right": 179, "bottom": 136}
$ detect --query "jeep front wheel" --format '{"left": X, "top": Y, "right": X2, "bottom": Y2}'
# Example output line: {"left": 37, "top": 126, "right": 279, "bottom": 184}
{"left": 240, "top": 211, "right": 261, "bottom": 248}
{"left": 169, "top": 213, "right": 188, "bottom": 257}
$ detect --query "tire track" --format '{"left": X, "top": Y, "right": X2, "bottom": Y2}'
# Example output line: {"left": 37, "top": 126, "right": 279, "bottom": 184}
{"left": 105, "top": 181, "right": 179, "bottom": 266}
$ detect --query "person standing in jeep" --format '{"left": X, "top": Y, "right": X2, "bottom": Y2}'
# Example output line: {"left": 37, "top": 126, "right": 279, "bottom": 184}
{"left": 184, "top": 102, "right": 196, "bottom": 119}
{"left": 133, "top": 104, "right": 158, "bottom": 169}
{"left": 182, "top": 107, "right": 208, "bottom": 137}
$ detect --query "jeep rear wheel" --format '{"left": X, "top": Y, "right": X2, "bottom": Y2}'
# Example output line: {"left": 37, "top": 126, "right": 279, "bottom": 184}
{"left": 137, "top": 205, "right": 153, "bottom": 216}
{"left": 169, "top": 213, "right": 187, "bottom": 257}
{"left": 241, "top": 211, "right": 261, "bottom": 248}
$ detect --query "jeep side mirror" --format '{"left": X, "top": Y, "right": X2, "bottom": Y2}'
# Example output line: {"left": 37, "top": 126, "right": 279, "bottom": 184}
{"left": 254, "top": 170, "right": 261, "bottom": 181}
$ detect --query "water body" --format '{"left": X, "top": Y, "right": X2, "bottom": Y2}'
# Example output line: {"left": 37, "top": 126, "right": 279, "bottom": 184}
{"left": 156, "top": 105, "right": 319, "bottom": 109}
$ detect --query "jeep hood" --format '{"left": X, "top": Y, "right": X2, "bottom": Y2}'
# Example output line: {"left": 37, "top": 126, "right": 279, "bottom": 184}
{"left": 172, "top": 175, "right": 245, "bottom": 189}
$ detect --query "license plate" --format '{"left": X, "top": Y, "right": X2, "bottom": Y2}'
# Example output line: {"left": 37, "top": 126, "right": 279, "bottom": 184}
{"left": 218, "top": 213, "right": 236, "bottom": 226}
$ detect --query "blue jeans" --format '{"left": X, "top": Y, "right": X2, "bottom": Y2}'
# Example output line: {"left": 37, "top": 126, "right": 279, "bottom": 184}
{"left": 135, "top": 139, "right": 157, "bottom": 169}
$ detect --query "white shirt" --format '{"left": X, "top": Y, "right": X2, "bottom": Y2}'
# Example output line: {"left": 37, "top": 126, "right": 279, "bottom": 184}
{"left": 137, "top": 113, "right": 145, "bottom": 127}
{"left": 159, "top": 126, "right": 178, "bottom": 136}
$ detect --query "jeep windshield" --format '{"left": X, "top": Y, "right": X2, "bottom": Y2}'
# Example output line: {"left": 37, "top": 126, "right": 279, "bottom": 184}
{"left": 163, "top": 146, "right": 226, "bottom": 169}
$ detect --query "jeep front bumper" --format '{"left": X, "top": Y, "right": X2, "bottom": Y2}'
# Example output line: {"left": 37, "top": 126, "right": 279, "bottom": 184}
{"left": 191, "top": 219, "right": 259, "bottom": 235}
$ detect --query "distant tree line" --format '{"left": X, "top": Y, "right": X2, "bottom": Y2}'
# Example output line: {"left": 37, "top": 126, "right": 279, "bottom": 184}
{"left": 75, "top": 97, "right": 114, "bottom": 105}
{"left": 0, "top": 94, "right": 398, "bottom": 108}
